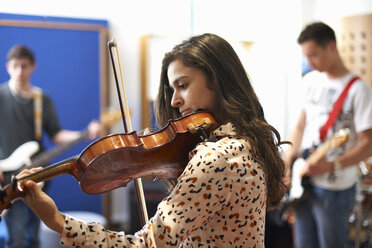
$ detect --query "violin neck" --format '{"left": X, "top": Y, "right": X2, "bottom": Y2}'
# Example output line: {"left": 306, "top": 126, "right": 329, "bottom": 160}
{"left": 17, "top": 155, "right": 80, "bottom": 185}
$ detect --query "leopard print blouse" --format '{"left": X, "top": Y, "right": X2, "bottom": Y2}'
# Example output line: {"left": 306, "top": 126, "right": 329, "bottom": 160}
{"left": 60, "top": 123, "right": 267, "bottom": 247}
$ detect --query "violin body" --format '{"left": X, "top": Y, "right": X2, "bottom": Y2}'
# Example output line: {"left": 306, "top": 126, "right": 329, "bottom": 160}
{"left": 78, "top": 111, "right": 219, "bottom": 194}
{"left": 0, "top": 111, "right": 219, "bottom": 214}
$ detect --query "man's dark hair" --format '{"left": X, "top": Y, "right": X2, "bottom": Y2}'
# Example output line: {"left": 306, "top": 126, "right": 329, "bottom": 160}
{"left": 7, "top": 45, "right": 35, "bottom": 64}
{"left": 297, "top": 22, "right": 336, "bottom": 48}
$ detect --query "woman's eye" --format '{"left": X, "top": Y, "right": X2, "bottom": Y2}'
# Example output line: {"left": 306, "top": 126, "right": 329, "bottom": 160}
{"left": 178, "top": 83, "right": 187, "bottom": 89}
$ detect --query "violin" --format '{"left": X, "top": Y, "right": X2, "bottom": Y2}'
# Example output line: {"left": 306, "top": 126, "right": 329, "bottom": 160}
{"left": 0, "top": 111, "right": 219, "bottom": 215}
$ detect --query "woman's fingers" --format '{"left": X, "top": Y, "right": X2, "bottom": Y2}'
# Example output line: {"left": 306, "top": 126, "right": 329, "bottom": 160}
{"left": 16, "top": 167, "right": 43, "bottom": 178}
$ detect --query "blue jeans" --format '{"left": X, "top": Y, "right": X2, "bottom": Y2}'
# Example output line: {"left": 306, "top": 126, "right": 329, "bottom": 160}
{"left": 293, "top": 185, "right": 355, "bottom": 248}
{"left": 4, "top": 200, "right": 40, "bottom": 248}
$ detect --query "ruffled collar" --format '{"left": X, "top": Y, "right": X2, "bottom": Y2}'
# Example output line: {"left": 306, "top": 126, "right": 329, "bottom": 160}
{"left": 210, "top": 122, "right": 237, "bottom": 139}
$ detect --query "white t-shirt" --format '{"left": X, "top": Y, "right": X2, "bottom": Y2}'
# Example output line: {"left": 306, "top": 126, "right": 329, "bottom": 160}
{"left": 301, "top": 71, "right": 372, "bottom": 190}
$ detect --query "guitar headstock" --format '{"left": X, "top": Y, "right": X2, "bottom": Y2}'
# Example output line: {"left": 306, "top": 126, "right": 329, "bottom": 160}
{"left": 99, "top": 109, "right": 130, "bottom": 129}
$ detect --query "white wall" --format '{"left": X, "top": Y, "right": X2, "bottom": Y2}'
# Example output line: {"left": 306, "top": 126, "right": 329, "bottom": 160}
{"left": 2, "top": 0, "right": 372, "bottom": 227}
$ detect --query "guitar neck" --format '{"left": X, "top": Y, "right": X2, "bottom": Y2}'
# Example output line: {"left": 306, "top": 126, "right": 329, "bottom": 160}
{"left": 307, "top": 141, "right": 332, "bottom": 164}
{"left": 307, "top": 129, "right": 348, "bottom": 164}
{"left": 31, "top": 129, "right": 89, "bottom": 168}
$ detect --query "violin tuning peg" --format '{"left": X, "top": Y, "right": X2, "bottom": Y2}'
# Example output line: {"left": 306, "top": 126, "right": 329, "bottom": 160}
{"left": 187, "top": 123, "right": 197, "bottom": 134}
{"left": 202, "top": 118, "right": 211, "bottom": 129}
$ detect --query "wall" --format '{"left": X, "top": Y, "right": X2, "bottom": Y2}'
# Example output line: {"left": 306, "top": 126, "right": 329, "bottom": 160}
{"left": 1, "top": 0, "right": 372, "bottom": 228}
{"left": 284, "top": 0, "right": 372, "bottom": 132}
{"left": 0, "top": 0, "right": 303, "bottom": 135}
{"left": 0, "top": 13, "right": 108, "bottom": 215}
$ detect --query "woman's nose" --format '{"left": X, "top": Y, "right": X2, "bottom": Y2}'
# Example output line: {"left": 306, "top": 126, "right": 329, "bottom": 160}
{"left": 171, "top": 92, "right": 182, "bottom": 108}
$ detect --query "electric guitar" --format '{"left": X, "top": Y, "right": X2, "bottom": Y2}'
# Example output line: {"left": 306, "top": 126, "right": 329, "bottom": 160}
{"left": 0, "top": 109, "right": 122, "bottom": 186}
{"left": 288, "top": 128, "right": 350, "bottom": 204}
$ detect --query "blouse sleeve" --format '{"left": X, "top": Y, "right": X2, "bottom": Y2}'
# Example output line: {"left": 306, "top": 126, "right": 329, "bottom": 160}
{"left": 60, "top": 141, "right": 232, "bottom": 248}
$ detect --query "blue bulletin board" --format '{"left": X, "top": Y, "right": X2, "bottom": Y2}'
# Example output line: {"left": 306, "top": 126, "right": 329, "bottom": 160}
{"left": 0, "top": 13, "right": 109, "bottom": 214}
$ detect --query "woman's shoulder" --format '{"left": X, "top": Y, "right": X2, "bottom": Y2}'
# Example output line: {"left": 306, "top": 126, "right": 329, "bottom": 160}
{"left": 189, "top": 123, "right": 255, "bottom": 165}
{"left": 192, "top": 135, "right": 252, "bottom": 165}
{"left": 202, "top": 123, "right": 252, "bottom": 154}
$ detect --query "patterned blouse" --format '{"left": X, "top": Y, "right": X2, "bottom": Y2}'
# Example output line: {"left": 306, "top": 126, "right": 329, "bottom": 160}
{"left": 60, "top": 123, "right": 267, "bottom": 248}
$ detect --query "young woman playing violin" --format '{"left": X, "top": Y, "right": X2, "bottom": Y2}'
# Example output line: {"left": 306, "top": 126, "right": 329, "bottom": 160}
{"left": 18, "top": 33, "right": 287, "bottom": 247}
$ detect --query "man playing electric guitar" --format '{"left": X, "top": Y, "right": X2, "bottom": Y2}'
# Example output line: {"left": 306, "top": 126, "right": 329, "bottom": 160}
{"left": 284, "top": 22, "right": 372, "bottom": 248}
{"left": 0, "top": 45, "right": 102, "bottom": 248}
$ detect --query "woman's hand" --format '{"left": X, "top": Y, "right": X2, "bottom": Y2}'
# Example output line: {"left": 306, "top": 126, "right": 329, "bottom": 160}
{"left": 18, "top": 168, "right": 65, "bottom": 234}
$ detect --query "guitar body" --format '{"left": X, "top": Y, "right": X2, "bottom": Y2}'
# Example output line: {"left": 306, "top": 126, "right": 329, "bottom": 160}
{"left": 285, "top": 128, "right": 350, "bottom": 210}
{"left": 0, "top": 141, "right": 43, "bottom": 187}
{"left": 288, "top": 158, "right": 311, "bottom": 203}
{"left": 0, "top": 109, "right": 122, "bottom": 186}
{"left": 0, "top": 141, "right": 39, "bottom": 172}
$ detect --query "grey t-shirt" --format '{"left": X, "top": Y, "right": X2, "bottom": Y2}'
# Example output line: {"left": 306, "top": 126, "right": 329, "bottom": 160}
{"left": 0, "top": 83, "right": 61, "bottom": 159}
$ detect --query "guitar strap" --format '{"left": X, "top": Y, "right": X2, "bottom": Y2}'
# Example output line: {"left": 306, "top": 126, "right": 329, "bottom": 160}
{"left": 33, "top": 87, "right": 43, "bottom": 141}
{"left": 319, "top": 75, "right": 359, "bottom": 142}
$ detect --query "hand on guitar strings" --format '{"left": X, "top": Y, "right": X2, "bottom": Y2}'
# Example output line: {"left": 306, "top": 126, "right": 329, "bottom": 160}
{"left": 87, "top": 120, "right": 104, "bottom": 140}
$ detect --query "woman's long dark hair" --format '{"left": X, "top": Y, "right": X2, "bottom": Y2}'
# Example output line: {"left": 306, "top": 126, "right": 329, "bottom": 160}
{"left": 155, "top": 33, "right": 287, "bottom": 209}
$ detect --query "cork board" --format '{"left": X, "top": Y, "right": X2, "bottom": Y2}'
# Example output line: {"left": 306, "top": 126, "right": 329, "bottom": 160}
{"left": 339, "top": 14, "right": 372, "bottom": 87}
